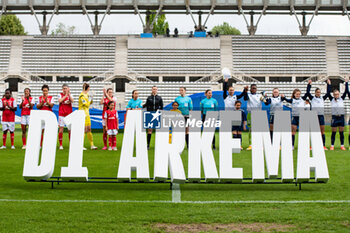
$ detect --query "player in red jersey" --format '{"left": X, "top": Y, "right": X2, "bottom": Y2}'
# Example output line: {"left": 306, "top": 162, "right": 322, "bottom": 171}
{"left": 100, "top": 88, "right": 117, "bottom": 150}
{"left": 104, "top": 101, "right": 119, "bottom": 151}
{"left": 57, "top": 84, "right": 74, "bottom": 150}
{"left": 19, "top": 88, "right": 35, "bottom": 149}
{"left": 36, "top": 84, "right": 54, "bottom": 147}
{"left": 0, "top": 89, "right": 17, "bottom": 149}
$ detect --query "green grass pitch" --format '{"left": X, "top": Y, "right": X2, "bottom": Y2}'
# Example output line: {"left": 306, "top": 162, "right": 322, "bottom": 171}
{"left": 0, "top": 127, "right": 350, "bottom": 232}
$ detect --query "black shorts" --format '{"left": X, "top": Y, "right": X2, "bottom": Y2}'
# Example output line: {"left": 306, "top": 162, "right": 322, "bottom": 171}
{"left": 232, "top": 125, "right": 243, "bottom": 131}
{"left": 292, "top": 116, "right": 300, "bottom": 126}
{"left": 318, "top": 115, "right": 325, "bottom": 126}
{"left": 331, "top": 115, "right": 345, "bottom": 127}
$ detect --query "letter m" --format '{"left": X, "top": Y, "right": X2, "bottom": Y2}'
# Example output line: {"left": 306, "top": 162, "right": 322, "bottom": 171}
{"left": 251, "top": 111, "right": 294, "bottom": 183}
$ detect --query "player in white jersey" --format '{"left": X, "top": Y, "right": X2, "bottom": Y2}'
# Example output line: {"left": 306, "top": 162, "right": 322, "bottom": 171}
{"left": 305, "top": 80, "right": 331, "bottom": 150}
{"left": 326, "top": 79, "right": 349, "bottom": 151}
{"left": 263, "top": 88, "right": 284, "bottom": 140}
{"left": 223, "top": 78, "right": 245, "bottom": 110}
{"left": 281, "top": 88, "right": 308, "bottom": 149}
{"left": 243, "top": 84, "right": 263, "bottom": 150}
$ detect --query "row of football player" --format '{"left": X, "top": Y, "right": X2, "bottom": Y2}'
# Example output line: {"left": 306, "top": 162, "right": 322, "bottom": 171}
{"left": 0, "top": 83, "right": 119, "bottom": 151}
{"left": 0, "top": 79, "right": 350, "bottom": 151}
{"left": 221, "top": 78, "right": 350, "bottom": 151}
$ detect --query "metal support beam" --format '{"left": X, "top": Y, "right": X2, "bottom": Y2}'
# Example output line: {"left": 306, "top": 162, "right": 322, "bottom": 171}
{"left": 143, "top": 10, "right": 152, "bottom": 33}
{"left": 150, "top": 4, "right": 164, "bottom": 30}
{"left": 186, "top": 6, "right": 198, "bottom": 30}
{"left": 197, "top": 11, "right": 203, "bottom": 31}
{"left": 93, "top": 11, "right": 100, "bottom": 35}
{"left": 292, "top": 3, "right": 319, "bottom": 36}
{"left": 0, "top": 5, "right": 6, "bottom": 20}
{"left": 82, "top": 5, "right": 102, "bottom": 35}
{"left": 30, "top": 4, "right": 56, "bottom": 35}
{"left": 248, "top": 11, "right": 257, "bottom": 35}
{"left": 202, "top": 0, "right": 216, "bottom": 28}
{"left": 133, "top": 3, "right": 145, "bottom": 30}
{"left": 343, "top": 5, "right": 350, "bottom": 21}
{"left": 239, "top": 7, "right": 264, "bottom": 36}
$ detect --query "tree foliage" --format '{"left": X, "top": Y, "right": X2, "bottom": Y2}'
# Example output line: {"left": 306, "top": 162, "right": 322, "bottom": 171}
{"left": 0, "top": 15, "right": 26, "bottom": 35}
{"left": 51, "top": 23, "right": 76, "bottom": 36}
{"left": 211, "top": 22, "right": 241, "bottom": 35}
{"left": 146, "top": 11, "right": 169, "bottom": 35}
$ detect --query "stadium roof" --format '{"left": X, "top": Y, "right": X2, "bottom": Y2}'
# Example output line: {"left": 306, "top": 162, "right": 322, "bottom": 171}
{"left": 1, "top": 0, "right": 350, "bottom": 35}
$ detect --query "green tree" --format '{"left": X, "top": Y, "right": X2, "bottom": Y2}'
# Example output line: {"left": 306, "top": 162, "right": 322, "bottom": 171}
{"left": 146, "top": 11, "right": 169, "bottom": 35}
{"left": 0, "top": 15, "right": 26, "bottom": 35}
{"left": 51, "top": 23, "right": 76, "bottom": 36}
{"left": 211, "top": 22, "right": 241, "bottom": 35}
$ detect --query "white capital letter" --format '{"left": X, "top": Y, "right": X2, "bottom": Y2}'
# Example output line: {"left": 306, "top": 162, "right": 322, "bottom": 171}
{"left": 117, "top": 110, "right": 149, "bottom": 181}
{"left": 219, "top": 110, "right": 242, "bottom": 182}
{"left": 251, "top": 111, "right": 294, "bottom": 183}
{"left": 23, "top": 110, "right": 58, "bottom": 180}
{"left": 297, "top": 111, "right": 329, "bottom": 182}
{"left": 61, "top": 110, "right": 88, "bottom": 181}
{"left": 188, "top": 111, "right": 219, "bottom": 182}
{"left": 154, "top": 111, "right": 186, "bottom": 183}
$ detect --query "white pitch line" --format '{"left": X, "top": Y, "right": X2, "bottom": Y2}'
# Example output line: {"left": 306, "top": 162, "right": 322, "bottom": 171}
{"left": 0, "top": 199, "right": 349, "bottom": 204}
{"left": 172, "top": 183, "right": 181, "bottom": 203}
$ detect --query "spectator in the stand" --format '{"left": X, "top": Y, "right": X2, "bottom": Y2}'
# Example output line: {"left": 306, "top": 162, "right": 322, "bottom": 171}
{"left": 166, "top": 27, "right": 170, "bottom": 37}
{"left": 174, "top": 28, "right": 178, "bottom": 37}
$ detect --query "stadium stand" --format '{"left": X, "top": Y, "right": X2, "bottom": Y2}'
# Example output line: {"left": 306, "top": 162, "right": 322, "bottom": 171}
{"left": 21, "top": 36, "right": 116, "bottom": 75}
{"left": 0, "top": 35, "right": 349, "bottom": 112}
{"left": 127, "top": 38, "right": 221, "bottom": 76}
{"left": 235, "top": 81, "right": 350, "bottom": 115}
{"left": 127, "top": 48, "right": 221, "bottom": 74}
{"left": 125, "top": 81, "right": 219, "bottom": 105}
{"left": 232, "top": 36, "right": 327, "bottom": 75}
{"left": 0, "top": 39, "right": 11, "bottom": 71}
{"left": 19, "top": 81, "right": 113, "bottom": 109}
{"left": 337, "top": 39, "right": 350, "bottom": 72}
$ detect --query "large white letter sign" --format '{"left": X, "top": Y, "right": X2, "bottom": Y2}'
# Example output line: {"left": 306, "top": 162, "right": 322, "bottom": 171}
{"left": 188, "top": 111, "right": 219, "bottom": 182}
{"left": 251, "top": 111, "right": 294, "bottom": 183}
{"left": 154, "top": 111, "right": 186, "bottom": 183}
{"left": 219, "top": 110, "right": 242, "bottom": 182}
{"left": 60, "top": 110, "right": 88, "bottom": 181}
{"left": 117, "top": 110, "right": 149, "bottom": 181}
{"left": 297, "top": 111, "right": 329, "bottom": 183}
{"left": 23, "top": 110, "right": 58, "bottom": 180}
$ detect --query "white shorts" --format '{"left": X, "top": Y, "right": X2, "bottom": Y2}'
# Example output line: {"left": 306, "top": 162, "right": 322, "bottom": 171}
{"left": 58, "top": 116, "right": 66, "bottom": 127}
{"left": 102, "top": 119, "right": 106, "bottom": 127}
{"left": 107, "top": 129, "right": 118, "bottom": 136}
{"left": 21, "top": 115, "right": 30, "bottom": 125}
{"left": 2, "top": 122, "right": 15, "bottom": 132}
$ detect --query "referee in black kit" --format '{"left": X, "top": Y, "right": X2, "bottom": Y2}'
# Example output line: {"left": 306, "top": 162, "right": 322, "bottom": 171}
{"left": 143, "top": 86, "right": 163, "bottom": 150}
